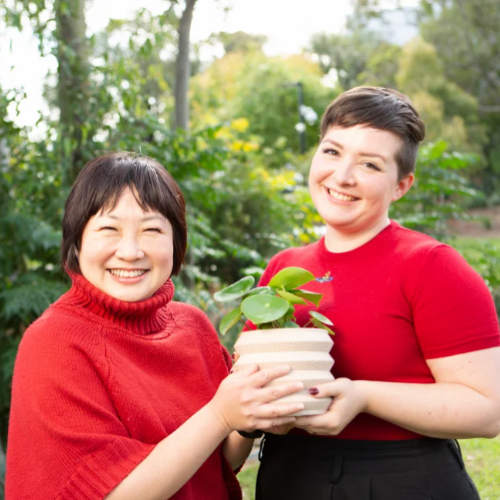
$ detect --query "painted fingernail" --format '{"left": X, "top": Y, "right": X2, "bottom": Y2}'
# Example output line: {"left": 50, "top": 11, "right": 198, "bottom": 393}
{"left": 309, "top": 387, "right": 319, "bottom": 395}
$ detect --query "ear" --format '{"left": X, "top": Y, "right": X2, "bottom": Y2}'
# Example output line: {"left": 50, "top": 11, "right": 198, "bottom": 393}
{"left": 392, "top": 173, "right": 414, "bottom": 202}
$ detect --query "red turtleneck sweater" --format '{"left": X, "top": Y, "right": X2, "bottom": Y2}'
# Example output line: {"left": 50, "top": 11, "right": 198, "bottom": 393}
{"left": 6, "top": 274, "right": 241, "bottom": 500}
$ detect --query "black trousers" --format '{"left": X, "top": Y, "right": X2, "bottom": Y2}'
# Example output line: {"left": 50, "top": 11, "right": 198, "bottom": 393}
{"left": 256, "top": 434, "right": 481, "bottom": 500}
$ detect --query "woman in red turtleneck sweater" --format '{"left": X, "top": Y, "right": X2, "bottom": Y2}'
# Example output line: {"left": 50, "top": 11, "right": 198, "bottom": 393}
{"left": 6, "top": 152, "right": 304, "bottom": 500}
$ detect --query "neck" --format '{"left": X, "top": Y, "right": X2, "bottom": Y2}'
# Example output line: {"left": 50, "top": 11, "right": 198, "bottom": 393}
{"left": 66, "top": 272, "right": 175, "bottom": 334}
{"left": 324, "top": 216, "right": 390, "bottom": 253}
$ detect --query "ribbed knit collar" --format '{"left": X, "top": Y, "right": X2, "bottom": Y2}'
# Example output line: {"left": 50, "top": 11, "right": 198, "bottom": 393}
{"left": 63, "top": 273, "right": 175, "bottom": 334}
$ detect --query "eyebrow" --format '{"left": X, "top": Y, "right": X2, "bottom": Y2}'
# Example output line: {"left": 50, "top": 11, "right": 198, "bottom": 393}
{"left": 321, "top": 138, "right": 388, "bottom": 162}
{"left": 101, "top": 214, "right": 164, "bottom": 222}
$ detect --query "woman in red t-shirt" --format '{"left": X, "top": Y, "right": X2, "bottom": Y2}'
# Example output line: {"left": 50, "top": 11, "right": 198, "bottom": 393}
{"left": 250, "top": 87, "right": 500, "bottom": 500}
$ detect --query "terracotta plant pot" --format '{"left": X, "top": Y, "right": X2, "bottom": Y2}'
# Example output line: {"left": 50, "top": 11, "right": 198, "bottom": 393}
{"left": 234, "top": 328, "right": 334, "bottom": 416}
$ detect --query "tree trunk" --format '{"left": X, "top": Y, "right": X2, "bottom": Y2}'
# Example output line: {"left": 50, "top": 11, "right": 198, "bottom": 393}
{"left": 55, "top": 0, "right": 89, "bottom": 185}
{"left": 0, "top": 138, "right": 8, "bottom": 167}
{"left": 174, "top": 0, "right": 197, "bottom": 130}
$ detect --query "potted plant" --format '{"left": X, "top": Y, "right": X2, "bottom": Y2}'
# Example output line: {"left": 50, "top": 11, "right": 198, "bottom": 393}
{"left": 215, "top": 267, "right": 335, "bottom": 416}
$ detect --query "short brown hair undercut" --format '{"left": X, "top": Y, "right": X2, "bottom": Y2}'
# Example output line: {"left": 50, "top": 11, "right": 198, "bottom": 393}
{"left": 320, "top": 86, "right": 426, "bottom": 180}
{"left": 61, "top": 152, "right": 187, "bottom": 276}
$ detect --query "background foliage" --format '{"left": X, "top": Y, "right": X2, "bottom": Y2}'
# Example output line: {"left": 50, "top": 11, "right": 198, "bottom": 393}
{"left": 1, "top": 0, "right": 500, "bottom": 497}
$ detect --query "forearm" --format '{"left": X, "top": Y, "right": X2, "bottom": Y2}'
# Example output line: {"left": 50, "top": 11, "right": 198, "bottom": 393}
{"left": 359, "top": 380, "right": 500, "bottom": 439}
{"left": 222, "top": 431, "right": 254, "bottom": 470}
{"left": 106, "top": 404, "right": 230, "bottom": 500}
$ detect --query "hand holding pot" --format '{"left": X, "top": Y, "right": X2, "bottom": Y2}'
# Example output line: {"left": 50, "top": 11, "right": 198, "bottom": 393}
{"left": 208, "top": 364, "right": 305, "bottom": 434}
{"left": 294, "top": 378, "right": 366, "bottom": 436}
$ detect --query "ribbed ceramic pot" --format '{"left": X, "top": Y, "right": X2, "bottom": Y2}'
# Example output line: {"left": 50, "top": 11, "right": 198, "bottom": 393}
{"left": 234, "top": 328, "right": 334, "bottom": 416}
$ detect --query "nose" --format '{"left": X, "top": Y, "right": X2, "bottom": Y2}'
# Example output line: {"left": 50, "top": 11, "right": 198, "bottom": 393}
{"left": 114, "top": 235, "right": 145, "bottom": 261}
{"left": 331, "top": 158, "right": 356, "bottom": 186}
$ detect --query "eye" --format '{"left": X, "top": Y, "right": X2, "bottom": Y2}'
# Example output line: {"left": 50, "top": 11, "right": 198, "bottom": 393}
{"left": 363, "top": 162, "right": 381, "bottom": 171}
{"left": 100, "top": 226, "right": 117, "bottom": 231}
{"left": 322, "top": 148, "right": 339, "bottom": 156}
{"left": 145, "top": 227, "right": 162, "bottom": 233}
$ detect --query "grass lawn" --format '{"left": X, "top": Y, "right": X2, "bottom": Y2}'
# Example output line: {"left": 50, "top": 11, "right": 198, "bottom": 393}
{"left": 239, "top": 437, "right": 500, "bottom": 500}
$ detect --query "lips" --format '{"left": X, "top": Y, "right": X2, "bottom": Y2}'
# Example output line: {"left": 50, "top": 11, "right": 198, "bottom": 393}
{"left": 108, "top": 269, "right": 148, "bottom": 278}
{"left": 326, "top": 187, "right": 359, "bottom": 202}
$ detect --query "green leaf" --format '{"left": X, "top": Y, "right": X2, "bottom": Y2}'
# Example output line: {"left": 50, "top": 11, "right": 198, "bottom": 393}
{"left": 309, "top": 311, "right": 333, "bottom": 326}
{"left": 276, "top": 289, "right": 308, "bottom": 305}
{"left": 292, "top": 289, "right": 323, "bottom": 306}
{"left": 268, "top": 267, "right": 315, "bottom": 290}
{"left": 245, "top": 286, "right": 274, "bottom": 297}
{"left": 311, "top": 318, "right": 335, "bottom": 336}
{"left": 283, "top": 321, "right": 300, "bottom": 328}
{"left": 219, "top": 308, "right": 242, "bottom": 336}
{"left": 241, "top": 295, "right": 290, "bottom": 325}
{"left": 214, "top": 276, "right": 255, "bottom": 302}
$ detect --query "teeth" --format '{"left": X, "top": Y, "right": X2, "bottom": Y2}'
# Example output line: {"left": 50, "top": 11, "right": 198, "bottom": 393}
{"left": 109, "top": 269, "right": 147, "bottom": 278}
{"left": 327, "top": 188, "right": 357, "bottom": 202}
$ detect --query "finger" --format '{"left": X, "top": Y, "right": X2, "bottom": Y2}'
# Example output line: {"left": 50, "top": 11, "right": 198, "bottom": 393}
{"left": 259, "top": 416, "right": 297, "bottom": 429}
{"left": 231, "top": 363, "right": 259, "bottom": 378}
{"left": 260, "top": 381, "right": 304, "bottom": 404}
{"left": 295, "top": 415, "right": 326, "bottom": 427}
{"left": 308, "top": 380, "right": 342, "bottom": 398}
{"left": 255, "top": 402, "right": 304, "bottom": 419}
{"left": 250, "top": 365, "right": 290, "bottom": 387}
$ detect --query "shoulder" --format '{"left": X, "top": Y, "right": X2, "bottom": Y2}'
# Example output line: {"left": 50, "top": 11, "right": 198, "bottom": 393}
{"left": 168, "top": 301, "right": 230, "bottom": 370}
{"left": 267, "top": 241, "right": 321, "bottom": 271}
{"left": 391, "top": 224, "right": 474, "bottom": 272}
{"left": 168, "top": 301, "right": 214, "bottom": 326}
{"left": 16, "top": 304, "right": 105, "bottom": 381}
{"left": 168, "top": 301, "right": 220, "bottom": 341}
{"left": 390, "top": 223, "right": 445, "bottom": 259}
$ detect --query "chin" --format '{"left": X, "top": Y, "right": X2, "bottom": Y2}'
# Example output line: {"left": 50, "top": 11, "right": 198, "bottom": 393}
{"left": 107, "top": 287, "right": 149, "bottom": 303}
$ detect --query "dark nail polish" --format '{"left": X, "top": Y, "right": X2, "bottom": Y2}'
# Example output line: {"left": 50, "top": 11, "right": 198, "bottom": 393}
{"left": 309, "top": 387, "right": 319, "bottom": 395}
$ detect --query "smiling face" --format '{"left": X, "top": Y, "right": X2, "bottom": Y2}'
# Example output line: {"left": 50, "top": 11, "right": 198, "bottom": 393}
{"left": 78, "top": 188, "right": 174, "bottom": 302}
{"left": 309, "top": 125, "right": 414, "bottom": 243}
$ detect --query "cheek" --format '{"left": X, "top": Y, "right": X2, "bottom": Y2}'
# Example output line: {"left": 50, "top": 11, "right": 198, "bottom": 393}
{"left": 149, "top": 238, "right": 174, "bottom": 265}
{"left": 79, "top": 235, "right": 113, "bottom": 267}
{"left": 308, "top": 162, "right": 324, "bottom": 189}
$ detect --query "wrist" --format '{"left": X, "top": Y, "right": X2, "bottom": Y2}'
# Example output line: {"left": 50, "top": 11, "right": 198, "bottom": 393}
{"left": 237, "top": 429, "right": 264, "bottom": 439}
{"left": 205, "top": 402, "right": 233, "bottom": 437}
{"left": 355, "top": 380, "right": 371, "bottom": 413}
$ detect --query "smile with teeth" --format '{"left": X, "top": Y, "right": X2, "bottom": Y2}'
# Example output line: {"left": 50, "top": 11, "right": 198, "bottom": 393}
{"left": 108, "top": 269, "right": 148, "bottom": 278}
{"left": 326, "top": 188, "right": 358, "bottom": 202}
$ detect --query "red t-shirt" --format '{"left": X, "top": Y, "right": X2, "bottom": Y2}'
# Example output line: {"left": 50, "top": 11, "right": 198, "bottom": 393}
{"left": 258, "top": 221, "right": 500, "bottom": 440}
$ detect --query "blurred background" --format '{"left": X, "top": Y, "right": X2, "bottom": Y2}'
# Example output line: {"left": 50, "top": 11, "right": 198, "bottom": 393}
{"left": 1, "top": 0, "right": 500, "bottom": 497}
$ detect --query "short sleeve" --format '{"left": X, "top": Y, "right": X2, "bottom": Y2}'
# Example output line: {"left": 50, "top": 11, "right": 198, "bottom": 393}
{"left": 6, "top": 324, "right": 154, "bottom": 500}
{"left": 413, "top": 245, "right": 500, "bottom": 359}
